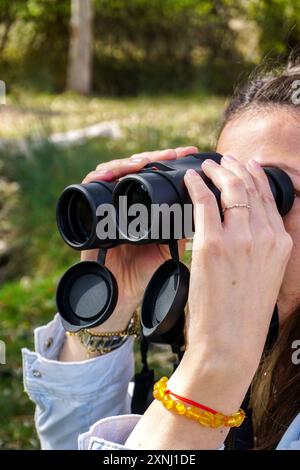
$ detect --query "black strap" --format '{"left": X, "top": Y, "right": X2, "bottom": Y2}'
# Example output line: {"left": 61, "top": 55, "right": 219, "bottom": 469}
{"left": 131, "top": 334, "right": 155, "bottom": 414}
{"left": 228, "top": 304, "right": 279, "bottom": 450}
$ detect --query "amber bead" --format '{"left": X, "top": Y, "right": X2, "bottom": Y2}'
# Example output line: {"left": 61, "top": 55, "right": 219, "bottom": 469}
{"left": 153, "top": 388, "right": 164, "bottom": 401}
{"left": 198, "top": 411, "right": 212, "bottom": 427}
{"left": 211, "top": 413, "right": 225, "bottom": 428}
{"left": 186, "top": 406, "right": 200, "bottom": 420}
{"left": 174, "top": 401, "right": 187, "bottom": 415}
{"left": 162, "top": 394, "right": 173, "bottom": 409}
{"left": 153, "top": 377, "right": 245, "bottom": 429}
{"left": 226, "top": 410, "right": 245, "bottom": 427}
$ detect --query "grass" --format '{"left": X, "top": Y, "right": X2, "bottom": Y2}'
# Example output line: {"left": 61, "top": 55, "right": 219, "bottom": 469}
{"left": 1, "top": 89, "right": 224, "bottom": 149}
{"left": 0, "top": 89, "right": 225, "bottom": 449}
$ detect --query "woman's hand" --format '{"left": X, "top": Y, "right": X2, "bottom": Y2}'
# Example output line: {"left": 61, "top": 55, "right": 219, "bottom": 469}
{"left": 167, "top": 155, "right": 293, "bottom": 415}
{"left": 81, "top": 147, "right": 197, "bottom": 332}
{"left": 182, "top": 155, "right": 292, "bottom": 377}
{"left": 125, "top": 155, "right": 293, "bottom": 450}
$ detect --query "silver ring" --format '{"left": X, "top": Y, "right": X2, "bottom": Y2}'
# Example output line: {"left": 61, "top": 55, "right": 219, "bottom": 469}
{"left": 222, "top": 203, "right": 251, "bottom": 216}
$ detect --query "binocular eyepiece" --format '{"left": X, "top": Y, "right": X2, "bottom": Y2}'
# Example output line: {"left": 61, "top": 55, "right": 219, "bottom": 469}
{"left": 56, "top": 152, "right": 295, "bottom": 341}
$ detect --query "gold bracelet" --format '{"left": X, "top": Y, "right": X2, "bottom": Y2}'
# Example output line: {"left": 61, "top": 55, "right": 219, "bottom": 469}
{"left": 153, "top": 377, "right": 246, "bottom": 428}
{"left": 66, "top": 310, "right": 140, "bottom": 357}
{"left": 86, "top": 309, "right": 140, "bottom": 337}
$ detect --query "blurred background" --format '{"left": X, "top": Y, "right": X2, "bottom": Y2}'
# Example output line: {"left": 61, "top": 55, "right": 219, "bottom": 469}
{"left": 0, "top": 0, "right": 299, "bottom": 449}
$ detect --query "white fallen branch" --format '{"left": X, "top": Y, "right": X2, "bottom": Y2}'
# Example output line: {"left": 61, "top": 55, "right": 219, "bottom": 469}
{"left": 0, "top": 120, "right": 123, "bottom": 153}
{"left": 49, "top": 120, "right": 123, "bottom": 147}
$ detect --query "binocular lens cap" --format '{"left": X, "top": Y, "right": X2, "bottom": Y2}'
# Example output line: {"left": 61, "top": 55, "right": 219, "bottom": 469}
{"left": 56, "top": 261, "right": 118, "bottom": 332}
{"left": 141, "top": 259, "right": 190, "bottom": 341}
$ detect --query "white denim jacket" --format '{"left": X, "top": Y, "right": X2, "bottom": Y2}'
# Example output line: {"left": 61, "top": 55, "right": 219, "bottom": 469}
{"left": 22, "top": 314, "right": 300, "bottom": 450}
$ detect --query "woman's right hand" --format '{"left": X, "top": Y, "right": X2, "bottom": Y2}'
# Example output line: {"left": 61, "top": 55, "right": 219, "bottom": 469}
{"left": 81, "top": 146, "right": 198, "bottom": 332}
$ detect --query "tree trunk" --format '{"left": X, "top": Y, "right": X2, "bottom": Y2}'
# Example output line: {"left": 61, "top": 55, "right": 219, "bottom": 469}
{"left": 67, "top": 0, "right": 93, "bottom": 95}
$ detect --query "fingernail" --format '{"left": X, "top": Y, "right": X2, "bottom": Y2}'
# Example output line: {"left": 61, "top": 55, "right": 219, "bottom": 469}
{"left": 186, "top": 169, "right": 199, "bottom": 178}
{"left": 247, "top": 159, "right": 261, "bottom": 172}
{"left": 163, "top": 149, "right": 177, "bottom": 159}
{"left": 222, "top": 154, "right": 235, "bottom": 161}
{"left": 202, "top": 159, "right": 217, "bottom": 166}
{"left": 95, "top": 169, "right": 113, "bottom": 178}
{"left": 129, "top": 157, "right": 146, "bottom": 164}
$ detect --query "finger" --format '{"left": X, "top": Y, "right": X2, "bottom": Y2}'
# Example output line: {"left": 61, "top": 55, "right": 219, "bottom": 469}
{"left": 201, "top": 159, "right": 250, "bottom": 231}
{"left": 130, "top": 146, "right": 198, "bottom": 162}
{"left": 130, "top": 148, "right": 177, "bottom": 162}
{"left": 175, "top": 146, "right": 198, "bottom": 158}
{"left": 96, "top": 154, "right": 150, "bottom": 173}
{"left": 89, "top": 147, "right": 198, "bottom": 183}
{"left": 82, "top": 168, "right": 114, "bottom": 183}
{"left": 221, "top": 155, "right": 267, "bottom": 233}
{"left": 83, "top": 156, "right": 150, "bottom": 183}
{"left": 81, "top": 248, "right": 99, "bottom": 261}
{"left": 92, "top": 148, "right": 178, "bottom": 181}
{"left": 184, "top": 169, "right": 222, "bottom": 246}
{"left": 246, "top": 159, "right": 285, "bottom": 232}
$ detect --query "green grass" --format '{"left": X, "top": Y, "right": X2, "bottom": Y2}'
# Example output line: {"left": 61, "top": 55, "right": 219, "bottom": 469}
{"left": 1, "top": 89, "right": 225, "bottom": 147}
{"left": 0, "top": 274, "right": 57, "bottom": 449}
{"left": 0, "top": 90, "right": 225, "bottom": 449}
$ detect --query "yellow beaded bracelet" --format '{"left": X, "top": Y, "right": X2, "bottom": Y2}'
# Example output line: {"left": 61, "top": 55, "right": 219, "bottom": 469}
{"left": 153, "top": 377, "right": 246, "bottom": 428}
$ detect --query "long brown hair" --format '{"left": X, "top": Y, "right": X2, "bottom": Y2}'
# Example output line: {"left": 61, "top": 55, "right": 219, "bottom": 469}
{"left": 222, "top": 51, "right": 300, "bottom": 449}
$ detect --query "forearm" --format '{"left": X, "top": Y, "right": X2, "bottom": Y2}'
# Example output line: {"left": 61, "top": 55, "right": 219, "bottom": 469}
{"left": 125, "top": 348, "right": 255, "bottom": 450}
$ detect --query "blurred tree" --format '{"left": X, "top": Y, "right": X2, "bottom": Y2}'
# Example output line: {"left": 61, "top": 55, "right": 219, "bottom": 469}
{"left": 0, "top": 0, "right": 70, "bottom": 91}
{"left": 67, "top": 0, "right": 93, "bottom": 95}
{"left": 92, "top": 0, "right": 245, "bottom": 94}
{"left": 0, "top": 1, "right": 27, "bottom": 55}
{"left": 248, "top": 0, "right": 300, "bottom": 59}
{"left": 1, "top": 0, "right": 299, "bottom": 95}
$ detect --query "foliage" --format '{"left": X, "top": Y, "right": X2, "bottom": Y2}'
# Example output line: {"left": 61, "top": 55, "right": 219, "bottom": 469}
{"left": 0, "top": 0, "right": 247, "bottom": 94}
{"left": 1, "top": 1, "right": 300, "bottom": 94}
{"left": 92, "top": 0, "right": 245, "bottom": 94}
{"left": 248, "top": 0, "right": 300, "bottom": 59}
{"left": 0, "top": 0, "right": 70, "bottom": 91}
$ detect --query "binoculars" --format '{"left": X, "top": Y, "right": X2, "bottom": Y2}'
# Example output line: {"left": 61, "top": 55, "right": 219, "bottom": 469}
{"left": 56, "top": 152, "right": 294, "bottom": 345}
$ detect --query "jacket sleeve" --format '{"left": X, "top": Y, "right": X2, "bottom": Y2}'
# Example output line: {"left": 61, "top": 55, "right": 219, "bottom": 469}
{"left": 22, "top": 313, "right": 134, "bottom": 450}
{"left": 77, "top": 415, "right": 226, "bottom": 450}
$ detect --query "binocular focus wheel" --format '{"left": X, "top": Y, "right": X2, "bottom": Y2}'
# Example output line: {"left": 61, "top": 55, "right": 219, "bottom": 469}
{"left": 141, "top": 259, "right": 190, "bottom": 342}
{"left": 56, "top": 261, "right": 118, "bottom": 332}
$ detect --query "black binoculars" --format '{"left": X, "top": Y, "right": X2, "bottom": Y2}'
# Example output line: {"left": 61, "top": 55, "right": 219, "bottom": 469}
{"left": 56, "top": 152, "right": 294, "bottom": 345}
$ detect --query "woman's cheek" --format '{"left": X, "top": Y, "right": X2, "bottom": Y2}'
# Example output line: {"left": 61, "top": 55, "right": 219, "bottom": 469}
{"left": 281, "top": 199, "right": 300, "bottom": 291}
{"left": 283, "top": 198, "right": 300, "bottom": 248}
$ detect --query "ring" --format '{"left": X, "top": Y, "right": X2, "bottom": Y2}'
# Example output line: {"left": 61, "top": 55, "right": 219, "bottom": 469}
{"left": 222, "top": 203, "right": 251, "bottom": 216}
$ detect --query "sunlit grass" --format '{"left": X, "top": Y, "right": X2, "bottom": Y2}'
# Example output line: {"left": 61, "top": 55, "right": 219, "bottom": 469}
{"left": 1, "top": 89, "right": 225, "bottom": 151}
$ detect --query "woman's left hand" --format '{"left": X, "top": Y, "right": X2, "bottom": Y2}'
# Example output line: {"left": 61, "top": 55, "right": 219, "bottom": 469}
{"left": 181, "top": 155, "right": 293, "bottom": 387}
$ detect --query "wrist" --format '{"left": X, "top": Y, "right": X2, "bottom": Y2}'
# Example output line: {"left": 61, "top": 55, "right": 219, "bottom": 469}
{"left": 168, "top": 347, "right": 255, "bottom": 416}
{"left": 184, "top": 337, "right": 261, "bottom": 383}
{"left": 59, "top": 302, "right": 138, "bottom": 361}
{"left": 88, "top": 298, "right": 139, "bottom": 333}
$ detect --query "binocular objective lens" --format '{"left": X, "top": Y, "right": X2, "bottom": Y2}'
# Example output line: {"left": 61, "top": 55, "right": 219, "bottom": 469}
{"left": 68, "top": 193, "right": 93, "bottom": 244}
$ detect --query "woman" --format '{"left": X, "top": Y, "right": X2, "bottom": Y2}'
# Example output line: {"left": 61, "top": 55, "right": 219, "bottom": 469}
{"left": 22, "top": 57, "right": 300, "bottom": 450}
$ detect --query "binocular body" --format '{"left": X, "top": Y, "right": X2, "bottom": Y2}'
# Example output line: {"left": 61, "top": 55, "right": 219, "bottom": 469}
{"left": 57, "top": 152, "right": 294, "bottom": 251}
{"left": 56, "top": 152, "right": 295, "bottom": 340}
